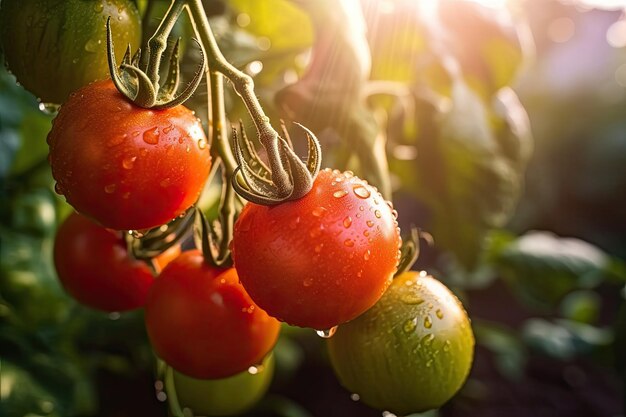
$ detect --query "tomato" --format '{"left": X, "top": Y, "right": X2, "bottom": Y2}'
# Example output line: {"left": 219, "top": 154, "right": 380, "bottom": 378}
{"left": 173, "top": 354, "right": 274, "bottom": 416}
{"left": 327, "top": 272, "right": 475, "bottom": 415}
{"left": 53, "top": 212, "right": 161, "bottom": 312}
{"left": 47, "top": 79, "right": 212, "bottom": 231}
{"left": 231, "top": 168, "right": 402, "bottom": 330}
{"left": 0, "top": 0, "right": 141, "bottom": 105}
{"left": 144, "top": 250, "right": 281, "bottom": 379}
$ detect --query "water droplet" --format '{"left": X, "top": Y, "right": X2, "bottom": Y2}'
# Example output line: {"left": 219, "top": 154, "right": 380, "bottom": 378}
{"left": 309, "top": 225, "right": 323, "bottom": 238}
{"left": 316, "top": 326, "right": 338, "bottom": 338}
{"left": 108, "top": 312, "right": 121, "bottom": 320}
{"left": 93, "top": 2, "right": 104, "bottom": 12}
{"left": 353, "top": 185, "right": 370, "bottom": 199}
{"left": 303, "top": 277, "right": 313, "bottom": 287}
{"left": 344, "top": 171, "right": 354, "bottom": 178}
{"left": 343, "top": 216, "right": 352, "bottom": 228}
{"left": 403, "top": 319, "right": 416, "bottom": 333}
{"left": 122, "top": 156, "right": 137, "bottom": 169}
{"left": 198, "top": 138, "right": 207, "bottom": 149}
{"left": 104, "top": 184, "right": 116, "bottom": 194}
{"left": 143, "top": 127, "right": 160, "bottom": 145}
{"left": 333, "top": 190, "right": 348, "bottom": 198}
{"left": 163, "top": 124, "right": 174, "bottom": 134}
{"left": 419, "top": 270, "right": 428, "bottom": 277}
{"left": 374, "top": 210, "right": 382, "bottom": 218}
{"left": 160, "top": 178, "right": 171, "bottom": 188}
{"left": 363, "top": 230, "right": 370, "bottom": 237}
{"left": 359, "top": 206, "right": 365, "bottom": 211}
{"left": 248, "top": 365, "right": 259, "bottom": 375}
{"left": 424, "top": 315, "right": 432, "bottom": 329}
{"left": 425, "top": 359, "right": 433, "bottom": 368}
{"left": 289, "top": 217, "right": 300, "bottom": 230}
{"left": 405, "top": 279, "right": 415, "bottom": 286}
{"left": 109, "top": 133, "right": 127, "bottom": 146}
{"left": 84, "top": 38, "right": 100, "bottom": 52}
{"left": 364, "top": 250, "right": 371, "bottom": 260}
{"left": 38, "top": 102, "right": 59, "bottom": 114}
{"left": 401, "top": 293, "right": 424, "bottom": 305}
{"left": 421, "top": 333, "right": 435, "bottom": 345}
{"left": 344, "top": 238, "right": 355, "bottom": 247}
{"left": 312, "top": 206, "right": 327, "bottom": 217}
{"left": 436, "top": 309, "right": 444, "bottom": 319}
{"left": 350, "top": 393, "right": 360, "bottom": 402}
{"left": 366, "top": 220, "right": 374, "bottom": 227}
{"left": 156, "top": 391, "right": 167, "bottom": 402}
{"left": 443, "top": 340, "right": 451, "bottom": 352}
{"left": 54, "top": 183, "right": 64, "bottom": 195}
{"left": 335, "top": 176, "right": 345, "bottom": 183}
{"left": 186, "top": 145, "right": 191, "bottom": 153}
{"left": 128, "top": 230, "right": 145, "bottom": 238}
{"left": 392, "top": 209, "right": 398, "bottom": 219}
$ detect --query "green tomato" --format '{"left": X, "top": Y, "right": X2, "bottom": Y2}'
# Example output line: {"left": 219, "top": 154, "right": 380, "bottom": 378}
{"left": 0, "top": 0, "right": 141, "bottom": 104}
{"left": 173, "top": 354, "right": 274, "bottom": 416}
{"left": 327, "top": 272, "right": 474, "bottom": 415}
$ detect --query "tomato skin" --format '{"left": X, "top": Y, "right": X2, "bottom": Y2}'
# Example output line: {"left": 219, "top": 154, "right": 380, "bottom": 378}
{"left": 53, "top": 212, "right": 155, "bottom": 312}
{"left": 327, "top": 272, "right": 475, "bottom": 415}
{"left": 173, "top": 354, "right": 274, "bottom": 417}
{"left": 231, "top": 168, "right": 402, "bottom": 330}
{"left": 0, "top": 0, "right": 141, "bottom": 104}
{"left": 47, "top": 80, "right": 212, "bottom": 231}
{"left": 144, "top": 250, "right": 281, "bottom": 379}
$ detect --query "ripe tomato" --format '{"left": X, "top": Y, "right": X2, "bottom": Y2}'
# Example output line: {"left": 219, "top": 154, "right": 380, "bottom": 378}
{"left": 144, "top": 250, "right": 281, "bottom": 379}
{"left": 231, "top": 168, "right": 402, "bottom": 330}
{"left": 327, "top": 272, "right": 475, "bottom": 415}
{"left": 0, "top": 0, "right": 141, "bottom": 104}
{"left": 47, "top": 79, "right": 212, "bottom": 231}
{"left": 173, "top": 354, "right": 274, "bottom": 416}
{"left": 53, "top": 212, "right": 164, "bottom": 312}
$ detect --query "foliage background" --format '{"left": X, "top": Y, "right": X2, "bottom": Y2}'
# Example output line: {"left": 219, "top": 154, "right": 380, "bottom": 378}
{"left": 0, "top": 0, "right": 625, "bottom": 416}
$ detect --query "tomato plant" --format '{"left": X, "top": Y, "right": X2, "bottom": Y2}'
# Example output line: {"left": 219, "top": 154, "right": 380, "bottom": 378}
{"left": 327, "top": 272, "right": 475, "bottom": 415}
{"left": 47, "top": 79, "right": 212, "bottom": 231}
{"left": 173, "top": 354, "right": 274, "bottom": 417}
{"left": 144, "top": 250, "right": 281, "bottom": 379}
{"left": 231, "top": 168, "right": 402, "bottom": 330}
{"left": 0, "top": 0, "right": 141, "bottom": 105}
{"left": 53, "top": 212, "right": 168, "bottom": 312}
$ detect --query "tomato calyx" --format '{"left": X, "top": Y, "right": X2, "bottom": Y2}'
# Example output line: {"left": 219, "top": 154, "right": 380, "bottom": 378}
{"left": 105, "top": 11, "right": 204, "bottom": 109}
{"left": 231, "top": 120, "right": 322, "bottom": 205}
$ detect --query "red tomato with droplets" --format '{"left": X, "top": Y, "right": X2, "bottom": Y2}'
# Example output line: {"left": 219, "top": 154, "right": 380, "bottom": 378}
{"left": 231, "top": 168, "right": 402, "bottom": 330}
{"left": 144, "top": 250, "right": 281, "bottom": 379}
{"left": 53, "top": 212, "right": 168, "bottom": 312}
{"left": 47, "top": 79, "right": 211, "bottom": 231}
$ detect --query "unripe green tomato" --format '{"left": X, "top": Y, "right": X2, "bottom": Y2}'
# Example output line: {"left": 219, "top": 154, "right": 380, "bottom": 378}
{"left": 327, "top": 272, "right": 474, "bottom": 415}
{"left": 0, "top": 0, "right": 141, "bottom": 104}
{"left": 173, "top": 354, "right": 274, "bottom": 417}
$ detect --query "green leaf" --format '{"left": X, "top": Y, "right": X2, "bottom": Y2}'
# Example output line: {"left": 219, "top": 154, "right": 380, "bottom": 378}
{"left": 395, "top": 81, "right": 531, "bottom": 270}
{"left": 522, "top": 318, "right": 612, "bottom": 360}
{"left": 474, "top": 320, "right": 526, "bottom": 380}
{"left": 495, "top": 231, "right": 622, "bottom": 307}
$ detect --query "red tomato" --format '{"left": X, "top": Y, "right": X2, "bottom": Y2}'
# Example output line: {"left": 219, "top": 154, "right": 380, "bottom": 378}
{"left": 47, "top": 79, "right": 212, "bottom": 231}
{"left": 231, "top": 169, "right": 402, "bottom": 330}
{"left": 144, "top": 250, "right": 281, "bottom": 379}
{"left": 53, "top": 212, "right": 156, "bottom": 312}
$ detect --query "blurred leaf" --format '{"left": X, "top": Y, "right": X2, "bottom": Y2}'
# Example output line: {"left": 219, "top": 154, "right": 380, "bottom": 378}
{"left": 474, "top": 320, "right": 526, "bottom": 380}
{"left": 522, "top": 318, "right": 612, "bottom": 360}
{"left": 437, "top": 0, "right": 528, "bottom": 97}
{"left": 495, "top": 231, "right": 625, "bottom": 307}
{"left": 397, "top": 81, "right": 531, "bottom": 270}
{"left": 559, "top": 290, "right": 601, "bottom": 324}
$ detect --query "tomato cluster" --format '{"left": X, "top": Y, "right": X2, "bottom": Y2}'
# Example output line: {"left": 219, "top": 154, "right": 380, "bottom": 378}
{"left": 2, "top": 0, "right": 475, "bottom": 414}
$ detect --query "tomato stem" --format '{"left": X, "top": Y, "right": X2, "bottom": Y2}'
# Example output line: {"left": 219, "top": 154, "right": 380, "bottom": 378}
{"left": 185, "top": 0, "right": 321, "bottom": 204}
{"left": 164, "top": 366, "right": 185, "bottom": 417}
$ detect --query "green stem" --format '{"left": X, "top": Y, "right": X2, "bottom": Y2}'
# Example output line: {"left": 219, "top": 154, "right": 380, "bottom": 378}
{"left": 185, "top": 0, "right": 291, "bottom": 194}
{"left": 208, "top": 71, "right": 237, "bottom": 262}
{"left": 145, "top": 0, "right": 186, "bottom": 89}
{"left": 164, "top": 366, "right": 185, "bottom": 417}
